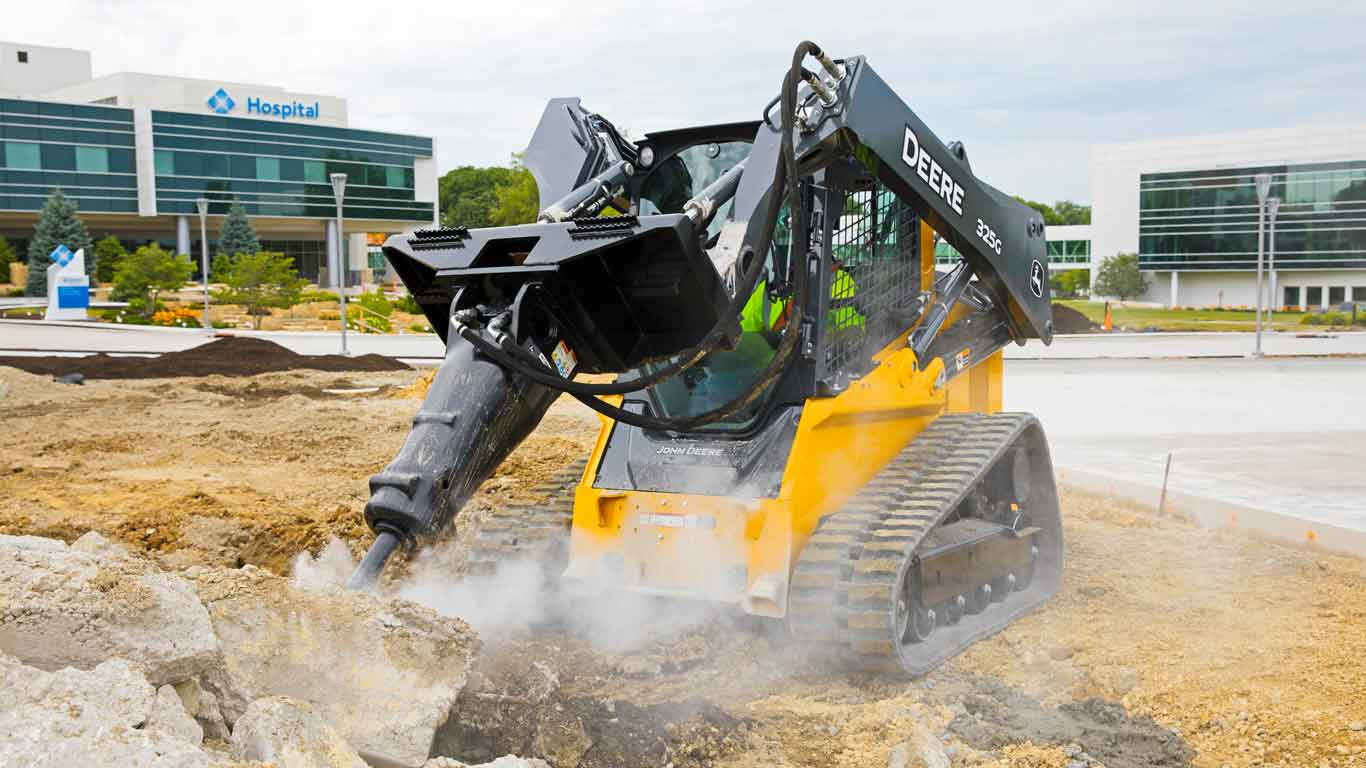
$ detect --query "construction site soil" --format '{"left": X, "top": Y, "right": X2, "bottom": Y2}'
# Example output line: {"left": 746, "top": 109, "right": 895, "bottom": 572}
{"left": 2, "top": 364, "right": 1363, "bottom": 767}
{"left": 1049, "top": 304, "right": 1097, "bottom": 335}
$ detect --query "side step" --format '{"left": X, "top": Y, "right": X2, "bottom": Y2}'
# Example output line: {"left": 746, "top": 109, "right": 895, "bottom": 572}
{"left": 789, "top": 412, "right": 1064, "bottom": 675}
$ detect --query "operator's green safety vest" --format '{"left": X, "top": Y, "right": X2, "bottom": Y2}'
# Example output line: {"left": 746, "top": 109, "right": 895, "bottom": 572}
{"left": 740, "top": 271, "right": 864, "bottom": 333}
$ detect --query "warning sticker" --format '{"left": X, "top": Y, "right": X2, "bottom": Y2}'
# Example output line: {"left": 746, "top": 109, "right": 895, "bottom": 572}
{"left": 551, "top": 340, "right": 577, "bottom": 378}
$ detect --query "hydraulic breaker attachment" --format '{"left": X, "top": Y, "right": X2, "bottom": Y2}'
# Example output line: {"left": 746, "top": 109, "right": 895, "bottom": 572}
{"left": 346, "top": 329, "right": 556, "bottom": 589}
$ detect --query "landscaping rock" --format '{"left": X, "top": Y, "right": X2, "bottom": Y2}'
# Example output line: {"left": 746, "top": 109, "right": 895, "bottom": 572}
{"left": 0, "top": 653, "right": 213, "bottom": 767}
{"left": 230, "top": 696, "right": 366, "bottom": 768}
{"left": 0, "top": 534, "right": 219, "bottom": 686}
{"left": 188, "top": 565, "right": 480, "bottom": 767}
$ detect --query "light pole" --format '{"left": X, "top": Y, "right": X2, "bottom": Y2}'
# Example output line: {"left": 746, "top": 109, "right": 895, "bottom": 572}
{"left": 196, "top": 197, "right": 211, "bottom": 333}
{"left": 1266, "top": 196, "right": 1280, "bottom": 331}
{"left": 330, "top": 173, "right": 349, "bottom": 356}
{"left": 1253, "top": 172, "right": 1271, "bottom": 357}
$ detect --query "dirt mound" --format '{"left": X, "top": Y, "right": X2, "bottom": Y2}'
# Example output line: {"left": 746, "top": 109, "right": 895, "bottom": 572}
{"left": 1051, "top": 303, "right": 1098, "bottom": 334}
{"left": 0, "top": 336, "right": 409, "bottom": 379}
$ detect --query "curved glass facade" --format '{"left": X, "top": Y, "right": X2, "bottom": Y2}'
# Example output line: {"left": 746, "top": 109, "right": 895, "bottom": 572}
{"left": 151, "top": 110, "right": 433, "bottom": 221}
{"left": 1140, "top": 161, "right": 1366, "bottom": 270}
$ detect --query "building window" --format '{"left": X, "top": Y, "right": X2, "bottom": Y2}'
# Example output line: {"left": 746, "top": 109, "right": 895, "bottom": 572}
{"left": 1306, "top": 287, "right": 1323, "bottom": 307}
{"left": 256, "top": 156, "right": 280, "bottom": 181}
{"left": 1328, "top": 286, "right": 1346, "bottom": 306}
{"left": 1284, "top": 286, "right": 1300, "bottom": 309}
{"left": 154, "top": 149, "right": 174, "bottom": 175}
{"left": 75, "top": 146, "right": 109, "bottom": 174}
{"left": 17, "top": 51, "right": 28, "bottom": 63}
{"left": 3, "top": 141, "right": 41, "bottom": 170}
{"left": 304, "top": 160, "right": 326, "bottom": 184}
{"left": 1353, "top": 287, "right": 1366, "bottom": 302}
{"left": 385, "top": 166, "right": 405, "bottom": 188}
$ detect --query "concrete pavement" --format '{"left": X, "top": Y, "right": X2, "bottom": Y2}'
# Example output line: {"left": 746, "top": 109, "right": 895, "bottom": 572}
{"left": 1007, "top": 356, "right": 1366, "bottom": 551}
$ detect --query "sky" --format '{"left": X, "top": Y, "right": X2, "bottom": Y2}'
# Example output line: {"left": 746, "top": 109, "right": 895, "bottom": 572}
{"left": 9, "top": 0, "right": 1365, "bottom": 204}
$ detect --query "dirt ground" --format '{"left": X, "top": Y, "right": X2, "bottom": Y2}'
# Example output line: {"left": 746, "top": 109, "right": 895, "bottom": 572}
{"left": 1, "top": 365, "right": 1363, "bottom": 767}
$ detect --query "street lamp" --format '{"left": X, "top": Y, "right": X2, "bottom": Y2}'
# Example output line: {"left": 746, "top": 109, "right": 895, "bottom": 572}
{"left": 330, "top": 172, "right": 349, "bottom": 356}
{"left": 1266, "top": 196, "right": 1280, "bottom": 329}
{"left": 196, "top": 197, "right": 210, "bottom": 333}
{"left": 1253, "top": 172, "right": 1271, "bottom": 357}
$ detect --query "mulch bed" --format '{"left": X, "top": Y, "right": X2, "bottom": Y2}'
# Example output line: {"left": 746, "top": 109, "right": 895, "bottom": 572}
{"left": 0, "top": 336, "right": 410, "bottom": 379}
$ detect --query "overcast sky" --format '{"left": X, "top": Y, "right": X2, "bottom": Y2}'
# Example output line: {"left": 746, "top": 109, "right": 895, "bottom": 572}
{"left": 11, "top": 0, "right": 1365, "bottom": 203}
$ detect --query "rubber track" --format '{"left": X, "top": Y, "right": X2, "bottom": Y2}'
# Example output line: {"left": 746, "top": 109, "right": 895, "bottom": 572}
{"left": 789, "top": 412, "right": 1052, "bottom": 675}
{"left": 467, "top": 458, "right": 588, "bottom": 576}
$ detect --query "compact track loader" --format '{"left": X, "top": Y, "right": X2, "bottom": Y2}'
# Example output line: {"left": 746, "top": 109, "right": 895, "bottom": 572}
{"left": 350, "top": 42, "right": 1063, "bottom": 674}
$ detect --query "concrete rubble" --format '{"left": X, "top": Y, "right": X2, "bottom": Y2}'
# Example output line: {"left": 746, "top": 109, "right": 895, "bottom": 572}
{"left": 187, "top": 564, "right": 480, "bottom": 766}
{"left": 0, "top": 652, "right": 213, "bottom": 768}
{"left": 230, "top": 696, "right": 368, "bottom": 768}
{"left": 0, "top": 533, "right": 501, "bottom": 768}
{"left": 0, "top": 533, "right": 219, "bottom": 686}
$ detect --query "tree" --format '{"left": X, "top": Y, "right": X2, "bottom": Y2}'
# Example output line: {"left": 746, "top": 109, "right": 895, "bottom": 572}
{"left": 93, "top": 236, "right": 127, "bottom": 284}
{"left": 112, "top": 244, "right": 194, "bottom": 317}
{"left": 438, "top": 165, "right": 518, "bottom": 228}
{"left": 216, "top": 200, "right": 260, "bottom": 263}
{"left": 213, "top": 251, "right": 307, "bottom": 329}
{"left": 1013, "top": 197, "right": 1091, "bottom": 226}
{"left": 1050, "top": 268, "right": 1090, "bottom": 298}
{"left": 0, "top": 236, "right": 14, "bottom": 284}
{"left": 1052, "top": 200, "right": 1091, "bottom": 226}
{"left": 26, "top": 189, "right": 94, "bottom": 295}
{"left": 1092, "top": 253, "right": 1149, "bottom": 301}
{"left": 488, "top": 156, "right": 539, "bottom": 226}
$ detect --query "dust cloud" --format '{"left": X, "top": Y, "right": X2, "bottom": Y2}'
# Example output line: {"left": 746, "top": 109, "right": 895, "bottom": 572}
{"left": 291, "top": 537, "right": 731, "bottom": 653}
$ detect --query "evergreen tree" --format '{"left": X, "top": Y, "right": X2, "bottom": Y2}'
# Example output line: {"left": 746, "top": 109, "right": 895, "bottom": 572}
{"left": 0, "top": 236, "right": 15, "bottom": 284}
{"left": 26, "top": 189, "right": 94, "bottom": 296}
{"left": 217, "top": 199, "right": 260, "bottom": 260}
{"left": 93, "top": 236, "right": 128, "bottom": 284}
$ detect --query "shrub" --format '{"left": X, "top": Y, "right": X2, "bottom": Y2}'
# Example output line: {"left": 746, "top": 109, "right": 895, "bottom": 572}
{"left": 300, "top": 290, "right": 340, "bottom": 303}
{"left": 151, "top": 307, "right": 201, "bottom": 328}
{"left": 212, "top": 251, "right": 307, "bottom": 329}
{"left": 112, "top": 244, "right": 194, "bottom": 317}
{"left": 394, "top": 293, "right": 421, "bottom": 314}
{"left": 408, "top": 322, "right": 433, "bottom": 333}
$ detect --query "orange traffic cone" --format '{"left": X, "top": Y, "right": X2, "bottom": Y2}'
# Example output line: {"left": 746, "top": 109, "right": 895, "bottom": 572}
{"left": 1103, "top": 302, "right": 1113, "bottom": 332}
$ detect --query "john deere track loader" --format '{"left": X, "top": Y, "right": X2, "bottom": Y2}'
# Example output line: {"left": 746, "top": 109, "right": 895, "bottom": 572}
{"left": 349, "top": 42, "right": 1063, "bottom": 674}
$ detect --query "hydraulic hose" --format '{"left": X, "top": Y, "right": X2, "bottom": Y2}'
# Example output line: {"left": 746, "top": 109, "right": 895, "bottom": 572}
{"left": 455, "top": 40, "right": 825, "bottom": 432}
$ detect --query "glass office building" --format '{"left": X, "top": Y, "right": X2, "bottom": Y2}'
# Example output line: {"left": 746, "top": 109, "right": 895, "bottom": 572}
{"left": 0, "top": 46, "right": 435, "bottom": 286}
{"left": 1090, "top": 123, "right": 1366, "bottom": 307}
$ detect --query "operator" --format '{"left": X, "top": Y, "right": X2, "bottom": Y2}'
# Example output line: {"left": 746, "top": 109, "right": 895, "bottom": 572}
{"left": 740, "top": 259, "right": 865, "bottom": 342}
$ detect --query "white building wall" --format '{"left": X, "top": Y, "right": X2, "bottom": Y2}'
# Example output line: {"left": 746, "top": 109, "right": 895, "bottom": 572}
{"left": 0, "top": 41, "right": 91, "bottom": 96}
{"left": 1143, "top": 269, "right": 1366, "bottom": 309}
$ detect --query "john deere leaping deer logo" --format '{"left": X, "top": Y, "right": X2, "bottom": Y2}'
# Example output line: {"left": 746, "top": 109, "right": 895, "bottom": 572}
{"left": 1029, "top": 259, "right": 1044, "bottom": 298}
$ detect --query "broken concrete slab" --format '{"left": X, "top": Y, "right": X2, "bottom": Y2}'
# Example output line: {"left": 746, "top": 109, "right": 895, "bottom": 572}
{"left": 0, "top": 653, "right": 214, "bottom": 767}
{"left": 230, "top": 697, "right": 366, "bottom": 768}
{"left": 150, "top": 684, "right": 204, "bottom": 746}
{"left": 187, "top": 565, "right": 479, "bottom": 767}
{"left": 0, "top": 534, "right": 219, "bottom": 686}
{"left": 423, "top": 758, "right": 552, "bottom": 768}
{"left": 173, "top": 677, "right": 231, "bottom": 741}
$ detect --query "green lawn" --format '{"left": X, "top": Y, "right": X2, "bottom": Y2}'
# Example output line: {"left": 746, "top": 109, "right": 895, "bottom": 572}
{"left": 1058, "top": 300, "right": 1316, "bottom": 332}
